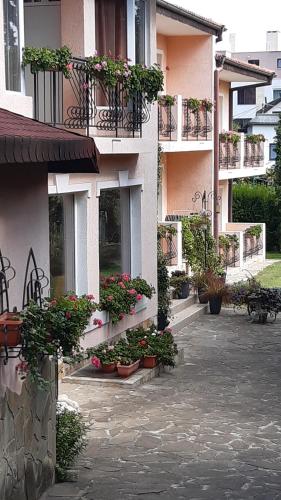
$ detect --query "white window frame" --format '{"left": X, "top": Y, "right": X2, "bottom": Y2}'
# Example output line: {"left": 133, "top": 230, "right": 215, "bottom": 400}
{"left": 48, "top": 174, "right": 91, "bottom": 295}
{"left": 127, "top": 0, "right": 149, "bottom": 65}
{"left": 3, "top": 0, "right": 25, "bottom": 94}
{"left": 97, "top": 171, "right": 143, "bottom": 278}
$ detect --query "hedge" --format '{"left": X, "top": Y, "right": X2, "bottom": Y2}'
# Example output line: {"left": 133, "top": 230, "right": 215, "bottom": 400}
{"left": 233, "top": 183, "right": 281, "bottom": 251}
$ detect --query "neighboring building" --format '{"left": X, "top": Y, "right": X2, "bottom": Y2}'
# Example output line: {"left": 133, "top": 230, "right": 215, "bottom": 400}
{"left": 232, "top": 31, "right": 281, "bottom": 128}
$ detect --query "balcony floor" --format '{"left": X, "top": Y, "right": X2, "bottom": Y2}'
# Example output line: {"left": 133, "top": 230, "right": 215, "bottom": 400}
{"left": 159, "top": 140, "right": 213, "bottom": 153}
{"left": 219, "top": 166, "right": 267, "bottom": 180}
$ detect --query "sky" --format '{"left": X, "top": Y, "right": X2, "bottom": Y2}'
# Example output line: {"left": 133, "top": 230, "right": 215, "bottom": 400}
{"left": 165, "top": 0, "right": 281, "bottom": 52}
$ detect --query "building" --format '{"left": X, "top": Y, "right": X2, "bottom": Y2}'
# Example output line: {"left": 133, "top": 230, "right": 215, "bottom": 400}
{"left": 0, "top": 0, "right": 159, "bottom": 498}
{"left": 156, "top": 3, "right": 274, "bottom": 274}
{"left": 232, "top": 31, "right": 281, "bottom": 165}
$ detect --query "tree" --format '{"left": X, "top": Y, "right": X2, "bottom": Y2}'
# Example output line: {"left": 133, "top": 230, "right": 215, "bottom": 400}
{"left": 274, "top": 113, "right": 281, "bottom": 186}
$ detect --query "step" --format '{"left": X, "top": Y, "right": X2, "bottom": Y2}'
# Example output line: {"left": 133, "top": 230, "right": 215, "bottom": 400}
{"left": 170, "top": 302, "right": 208, "bottom": 333}
{"left": 171, "top": 294, "right": 196, "bottom": 315}
{"left": 62, "top": 349, "right": 184, "bottom": 388}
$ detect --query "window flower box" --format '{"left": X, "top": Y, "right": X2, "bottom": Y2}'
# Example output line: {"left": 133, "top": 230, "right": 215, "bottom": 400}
{"left": 143, "top": 355, "right": 157, "bottom": 369}
{"left": 116, "top": 359, "right": 140, "bottom": 378}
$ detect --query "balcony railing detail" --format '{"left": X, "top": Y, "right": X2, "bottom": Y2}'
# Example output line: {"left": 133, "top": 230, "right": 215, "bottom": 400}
{"left": 219, "top": 235, "right": 240, "bottom": 268}
{"left": 219, "top": 140, "right": 240, "bottom": 169}
{"left": 0, "top": 252, "right": 16, "bottom": 315}
{"left": 30, "top": 58, "right": 149, "bottom": 137}
{"left": 243, "top": 234, "right": 263, "bottom": 261}
{"left": 158, "top": 102, "right": 177, "bottom": 140}
{"left": 244, "top": 141, "right": 264, "bottom": 168}
{"left": 182, "top": 101, "right": 212, "bottom": 141}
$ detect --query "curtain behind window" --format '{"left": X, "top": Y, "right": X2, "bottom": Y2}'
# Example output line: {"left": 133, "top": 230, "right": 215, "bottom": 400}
{"left": 95, "top": 0, "right": 127, "bottom": 59}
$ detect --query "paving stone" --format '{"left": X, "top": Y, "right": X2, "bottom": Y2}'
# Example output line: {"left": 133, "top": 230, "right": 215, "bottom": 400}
{"left": 42, "top": 311, "right": 281, "bottom": 499}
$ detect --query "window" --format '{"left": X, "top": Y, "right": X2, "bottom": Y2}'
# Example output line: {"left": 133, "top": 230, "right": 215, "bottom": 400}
{"left": 277, "top": 59, "right": 281, "bottom": 68}
{"left": 3, "top": 0, "right": 21, "bottom": 91}
{"left": 270, "top": 143, "right": 277, "bottom": 161}
{"left": 237, "top": 87, "right": 256, "bottom": 105}
{"left": 273, "top": 89, "right": 281, "bottom": 100}
{"left": 49, "top": 194, "right": 75, "bottom": 297}
{"left": 95, "top": 0, "right": 127, "bottom": 59}
{"left": 99, "top": 188, "right": 131, "bottom": 276}
{"left": 135, "top": 0, "right": 146, "bottom": 64}
{"left": 248, "top": 59, "right": 260, "bottom": 66}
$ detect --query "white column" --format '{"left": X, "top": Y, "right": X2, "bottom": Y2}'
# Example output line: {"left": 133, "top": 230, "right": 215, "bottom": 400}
{"left": 176, "top": 95, "right": 182, "bottom": 143}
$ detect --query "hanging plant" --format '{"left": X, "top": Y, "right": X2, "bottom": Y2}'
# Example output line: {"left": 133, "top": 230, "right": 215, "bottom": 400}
{"left": 186, "top": 97, "right": 201, "bottom": 113}
{"left": 219, "top": 234, "right": 239, "bottom": 251}
{"left": 201, "top": 98, "right": 213, "bottom": 112}
{"left": 246, "top": 134, "right": 265, "bottom": 144}
{"left": 158, "top": 94, "right": 176, "bottom": 106}
{"left": 220, "top": 131, "right": 241, "bottom": 147}
{"left": 22, "top": 46, "right": 73, "bottom": 78}
{"left": 245, "top": 224, "right": 262, "bottom": 238}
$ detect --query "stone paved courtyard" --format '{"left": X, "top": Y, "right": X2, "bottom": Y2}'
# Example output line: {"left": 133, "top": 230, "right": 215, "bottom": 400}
{"left": 43, "top": 310, "right": 281, "bottom": 500}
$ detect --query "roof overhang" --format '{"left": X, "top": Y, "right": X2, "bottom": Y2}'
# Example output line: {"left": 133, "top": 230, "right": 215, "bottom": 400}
{"left": 156, "top": 0, "right": 226, "bottom": 41}
{"left": 0, "top": 108, "right": 99, "bottom": 173}
{"left": 216, "top": 54, "right": 275, "bottom": 84}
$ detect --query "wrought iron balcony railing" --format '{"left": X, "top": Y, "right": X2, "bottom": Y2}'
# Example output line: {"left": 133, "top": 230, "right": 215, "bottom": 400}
{"left": 182, "top": 100, "right": 212, "bottom": 141}
{"left": 219, "top": 138, "right": 241, "bottom": 169}
{"left": 243, "top": 233, "right": 263, "bottom": 261}
{"left": 29, "top": 57, "right": 150, "bottom": 138}
{"left": 157, "top": 95, "right": 212, "bottom": 142}
{"left": 244, "top": 141, "right": 264, "bottom": 168}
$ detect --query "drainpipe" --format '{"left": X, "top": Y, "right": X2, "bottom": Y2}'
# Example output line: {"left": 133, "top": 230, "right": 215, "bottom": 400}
{"left": 213, "top": 55, "right": 225, "bottom": 245}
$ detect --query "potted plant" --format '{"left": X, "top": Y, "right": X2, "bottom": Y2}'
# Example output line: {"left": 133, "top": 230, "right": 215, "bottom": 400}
{"left": 116, "top": 356, "right": 140, "bottom": 378}
{"left": 204, "top": 272, "right": 230, "bottom": 315}
{"left": 158, "top": 94, "right": 176, "bottom": 107}
{"left": 0, "top": 311, "right": 22, "bottom": 347}
{"left": 170, "top": 271, "right": 191, "bottom": 299}
{"left": 90, "top": 343, "right": 117, "bottom": 373}
{"left": 191, "top": 271, "right": 208, "bottom": 304}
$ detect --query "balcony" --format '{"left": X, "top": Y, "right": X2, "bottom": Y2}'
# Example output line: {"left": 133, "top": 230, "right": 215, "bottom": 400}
{"left": 219, "top": 133, "right": 266, "bottom": 180}
{"left": 158, "top": 95, "right": 213, "bottom": 153}
{"left": 223, "top": 223, "right": 266, "bottom": 270}
{"left": 27, "top": 57, "right": 150, "bottom": 141}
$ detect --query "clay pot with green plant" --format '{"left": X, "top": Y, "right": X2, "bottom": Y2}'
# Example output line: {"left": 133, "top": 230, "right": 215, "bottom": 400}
{"left": 0, "top": 312, "right": 22, "bottom": 348}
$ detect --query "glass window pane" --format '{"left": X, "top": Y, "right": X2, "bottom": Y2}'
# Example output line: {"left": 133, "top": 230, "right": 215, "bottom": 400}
{"left": 3, "top": 0, "right": 21, "bottom": 91}
{"left": 135, "top": 0, "right": 146, "bottom": 64}
{"left": 49, "top": 194, "right": 75, "bottom": 297}
{"left": 99, "top": 188, "right": 131, "bottom": 276}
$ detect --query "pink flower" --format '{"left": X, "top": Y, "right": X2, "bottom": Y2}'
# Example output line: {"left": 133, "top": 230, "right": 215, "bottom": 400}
{"left": 93, "top": 318, "right": 103, "bottom": 328}
{"left": 128, "top": 289, "right": 137, "bottom": 296}
{"left": 118, "top": 281, "right": 126, "bottom": 289}
{"left": 109, "top": 276, "right": 116, "bottom": 283}
{"left": 66, "top": 62, "right": 73, "bottom": 71}
{"left": 101, "top": 60, "right": 107, "bottom": 68}
{"left": 121, "top": 273, "right": 130, "bottom": 282}
{"left": 136, "top": 294, "right": 143, "bottom": 301}
{"left": 91, "top": 356, "right": 101, "bottom": 369}
{"left": 119, "top": 313, "right": 125, "bottom": 320}
{"left": 65, "top": 311, "right": 72, "bottom": 320}
{"left": 107, "top": 295, "right": 113, "bottom": 302}
{"left": 130, "top": 309, "right": 136, "bottom": 315}
{"left": 68, "top": 295, "right": 77, "bottom": 301}
{"left": 93, "top": 49, "right": 98, "bottom": 56}
{"left": 94, "top": 63, "right": 102, "bottom": 71}
{"left": 50, "top": 299, "right": 57, "bottom": 306}
{"left": 86, "top": 294, "right": 95, "bottom": 300}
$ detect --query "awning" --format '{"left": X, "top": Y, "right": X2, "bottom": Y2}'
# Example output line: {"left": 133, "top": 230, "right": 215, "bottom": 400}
{"left": 0, "top": 108, "right": 99, "bottom": 173}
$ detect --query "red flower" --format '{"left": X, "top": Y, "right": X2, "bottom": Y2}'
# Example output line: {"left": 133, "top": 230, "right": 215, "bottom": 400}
{"left": 138, "top": 339, "right": 147, "bottom": 347}
{"left": 93, "top": 318, "right": 103, "bottom": 328}
{"left": 66, "top": 62, "right": 73, "bottom": 71}
{"left": 128, "top": 289, "right": 137, "bottom": 296}
{"left": 118, "top": 281, "right": 126, "bottom": 289}
{"left": 65, "top": 311, "right": 71, "bottom": 320}
{"left": 136, "top": 294, "right": 143, "bottom": 301}
{"left": 119, "top": 313, "right": 125, "bottom": 320}
{"left": 130, "top": 309, "right": 136, "bottom": 315}
{"left": 50, "top": 299, "right": 57, "bottom": 306}
{"left": 91, "top": 356, "right": 101, "bottom": 369}
{"left": 121, "top": 273, "right": 130, "bottom": 282}
{"left": 107, "top": 295, "right": 113, "bottom": 302}
{"left": 68, "top": 295, "right": 77, "bottom": 301}
{"left": 86, "top": 294, "right": 95, "bottom": 300}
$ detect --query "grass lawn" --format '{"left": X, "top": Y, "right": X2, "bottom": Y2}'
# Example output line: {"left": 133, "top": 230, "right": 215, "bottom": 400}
{"left": 266, "top": 252, "right": 281, "bottom": 260}
{"left": 256, "top": 261, "right": 281, "bottom": 287}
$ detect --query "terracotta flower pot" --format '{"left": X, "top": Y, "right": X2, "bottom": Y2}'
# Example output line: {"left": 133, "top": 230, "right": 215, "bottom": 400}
{"left": 101, "top": 362, "right": 116, "bottom": 374}
{"left": 117, "top": 360, "right": 140, "bottom": 378}
{"left": 0, "top": 312, "right": 22, "bottom": 347}
{"left": 143, "top": 355, "right": 157, "bottom": 369}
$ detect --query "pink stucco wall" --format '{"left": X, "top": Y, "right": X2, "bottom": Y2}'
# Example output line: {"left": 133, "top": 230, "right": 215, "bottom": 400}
{"left": 157, "top": 34, "right": 213, "bottom": 98}
{"left": 166, "top": 151, "right": 213, "bottom": 214}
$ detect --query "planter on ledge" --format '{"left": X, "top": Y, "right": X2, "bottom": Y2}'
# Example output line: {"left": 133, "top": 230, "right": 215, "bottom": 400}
{"left": 143, "top": 355, "right": 157, "bottom": 369}
{"left": 0, "top": 312, "right": 22, "bottom": 347}
{"left": 101, "top": 362, "right": 116, "bottom": 374}
{"left": 117, "top": 360, "right": 140, "bottom": 378}
{"left": 209, "top": 295, "right": 222, "bottom": 315}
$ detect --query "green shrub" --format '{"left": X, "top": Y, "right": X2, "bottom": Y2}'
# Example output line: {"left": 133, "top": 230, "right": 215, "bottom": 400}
{"left": 56, "top": 407, "right": 87, "bottom": 482}
{"left": 233, "top": 182, "right": 281, "bottom": 251}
